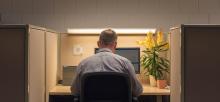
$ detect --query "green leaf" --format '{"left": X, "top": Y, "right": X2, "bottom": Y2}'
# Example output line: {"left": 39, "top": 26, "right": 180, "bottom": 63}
{"left": 142, "top": 50, "right": 152, "bottom": 54}
{"left": 158, "top": 49, "right": 169, "bottom": 52}
{"left": 156, "top": 42, "right": 168, "bottom": 48}
{"left": 139, "top": 41, "right": 170, "bottom": 79}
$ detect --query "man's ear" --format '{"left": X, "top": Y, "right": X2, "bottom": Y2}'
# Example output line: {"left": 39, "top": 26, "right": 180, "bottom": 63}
{"left": 114, "top": 42, "right": 117, "bottom": 49}
{"left": 97, "top": 41, "right": 100, "bottom": 47}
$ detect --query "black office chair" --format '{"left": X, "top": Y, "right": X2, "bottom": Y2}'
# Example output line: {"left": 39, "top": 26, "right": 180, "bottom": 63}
{"left": 74, "top": 72, "right": 138, "bottom": 102}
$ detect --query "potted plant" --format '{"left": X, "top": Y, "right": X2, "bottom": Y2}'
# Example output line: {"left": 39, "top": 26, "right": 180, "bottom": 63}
{"left": 137, "top": 30, "right": 169, "bottom": 88}
{"left": 157, "top": 74, "right": 167, "bottom": 89}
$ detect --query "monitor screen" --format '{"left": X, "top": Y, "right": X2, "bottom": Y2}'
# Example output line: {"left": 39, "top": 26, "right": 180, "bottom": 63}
{"left": 95, "top": 48, "right": 140, "bottom": 74}
{"left": 62, "top": 66, "right": 77, "bottom": 86}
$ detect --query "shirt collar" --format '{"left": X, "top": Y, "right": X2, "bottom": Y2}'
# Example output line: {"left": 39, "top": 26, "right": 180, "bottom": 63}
{"left": 97, "top": 48, "right": 113, "bottom": 53}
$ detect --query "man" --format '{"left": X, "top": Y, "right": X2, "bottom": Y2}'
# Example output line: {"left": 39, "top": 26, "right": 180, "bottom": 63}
{"left": 71, "top": 29, "right": 143, "bottom": 97}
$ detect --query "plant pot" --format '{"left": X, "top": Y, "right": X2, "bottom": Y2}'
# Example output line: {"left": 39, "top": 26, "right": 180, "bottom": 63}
{"left": 139, "top": 76, "right": 146, "bottom": 84}
{"left": 157, "top": 80, "right": 167, "bottom": 89}
{"left": 149, "top": 75, "right": 157, "bottom": 87}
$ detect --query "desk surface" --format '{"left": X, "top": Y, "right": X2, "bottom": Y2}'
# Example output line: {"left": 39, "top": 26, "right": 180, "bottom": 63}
{"left": 49, "top": 84, "right": 170, "bottom": 96}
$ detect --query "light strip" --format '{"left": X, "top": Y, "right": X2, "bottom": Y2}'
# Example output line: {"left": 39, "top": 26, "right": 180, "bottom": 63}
{"left": 67, "top": 28, "right": 156, "bottom": 34}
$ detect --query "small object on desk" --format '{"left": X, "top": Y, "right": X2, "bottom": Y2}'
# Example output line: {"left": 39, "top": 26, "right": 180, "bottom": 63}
{"left": 165, "top": 85, "right": 170, "bottom": 90}
{"left": 57, "top": 80, "right": 63, "bottom": 84}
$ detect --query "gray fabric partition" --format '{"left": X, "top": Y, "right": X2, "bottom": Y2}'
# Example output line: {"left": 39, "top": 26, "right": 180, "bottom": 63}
{"left": 181, "top": 25, "right": 220, "bottom": 102}
{"left": 0, "top": 26, "right": 28, "bottom": 102}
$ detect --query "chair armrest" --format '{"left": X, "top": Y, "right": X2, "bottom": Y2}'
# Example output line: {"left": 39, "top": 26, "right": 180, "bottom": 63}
{"left": 132, "top": 97, "right": 138, "bottom": 102}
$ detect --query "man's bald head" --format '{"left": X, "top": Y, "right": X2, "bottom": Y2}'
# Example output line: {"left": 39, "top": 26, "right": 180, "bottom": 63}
{"left": 99, "top": 29, "right": 117, "bottom": 46}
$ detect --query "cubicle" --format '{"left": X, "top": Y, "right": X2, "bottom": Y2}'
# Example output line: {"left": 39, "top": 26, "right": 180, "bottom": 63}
{"left": 3, "top": 24, "right": 220, "bottom": 102}
{"left": 50, "top": 32, "right": 170, "bottom": 102}
{"left": 56, "top": 25, "right": 220, "bottom": 102}
{"left": 0, "top": 25, "right": 59, "bottom": 102}
{"left": 0, "top": 25, "right": 170, "bottom": 102}
{"left": 170, "top": 25, "right": 220, "bottom": 102}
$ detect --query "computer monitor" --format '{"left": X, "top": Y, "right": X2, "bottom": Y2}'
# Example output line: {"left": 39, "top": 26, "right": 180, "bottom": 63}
{"left": 62, "top": 66, "right": 77, "bottom": 86}
{"left": 95, "top": 48, "right": 140, "bottom": 74}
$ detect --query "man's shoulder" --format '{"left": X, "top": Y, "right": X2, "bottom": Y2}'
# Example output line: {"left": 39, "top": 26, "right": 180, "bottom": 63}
{"left": 80, "top": 54, "right": 97, "bottom": 64}
{"left": 79, "top": 53, "right": 131, "bottom": 65}
{"left": 113, "top": 53, "right": 130, "bottom": 62}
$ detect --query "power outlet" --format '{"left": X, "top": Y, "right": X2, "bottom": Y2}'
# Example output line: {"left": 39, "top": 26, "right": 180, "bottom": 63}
{"left": 73, "top": 45, "right": 83, "bottom": 55}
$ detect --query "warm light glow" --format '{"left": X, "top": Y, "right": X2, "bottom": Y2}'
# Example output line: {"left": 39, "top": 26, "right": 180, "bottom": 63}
{"left": 67, "top": 28, "right": 156, "bottom": 34}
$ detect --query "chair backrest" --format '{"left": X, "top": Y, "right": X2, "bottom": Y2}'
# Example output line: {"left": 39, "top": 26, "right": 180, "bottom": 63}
{"left": 80, "top": 72, "right": 132, "bottom": 102}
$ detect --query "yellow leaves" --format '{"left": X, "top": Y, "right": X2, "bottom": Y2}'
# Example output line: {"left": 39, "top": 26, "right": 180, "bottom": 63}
{"left": 164, "top": 42, "right": 169, "bottom": 49}
{"left": 137, "top": 31, "right": 155, "bottom": 49}
{"left": 145, "top": 32, "right": 155, "bottom": 49}
{"left": 137, "top": 40, "right": 144, "bottom": 45}
{"left": 137, "top": 30, "right": 169, "bottom": 50}
{"left": 157, "top": 31, "right": 163, "bottom": 45}
{"left": 136, "top": 32, "right": 155, "bottom": 49}
{"left": 137, "top": 40, "right": 148, "bottom": 48}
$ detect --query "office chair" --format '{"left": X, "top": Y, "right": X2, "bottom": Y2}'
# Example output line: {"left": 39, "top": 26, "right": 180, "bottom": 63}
{"left": 74, "top": 72, "right": 138, "bottom": 102}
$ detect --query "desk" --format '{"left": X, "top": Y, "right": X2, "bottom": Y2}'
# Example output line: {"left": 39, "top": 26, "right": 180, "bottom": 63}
{"left": 50, "top": 84, "right": 170, "bottom": 95}
{"left": 49, "top": 84, "right": 170, "bottom": 102}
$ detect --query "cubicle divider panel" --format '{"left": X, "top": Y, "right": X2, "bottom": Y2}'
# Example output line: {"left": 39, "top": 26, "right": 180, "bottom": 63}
{"left": 46, "top": 31, "right": 58, "bottom": 102}
{"left": 182, "top": 25, "right": 220, "bottom": 102}
{"left": 0, "top": 24, "right": 59, "bottom": 102}
{"left": 0, "top": 26, "right": 27, "bottom": 102}
{"left": 170, "top": 27, "right": 181, "bottom": 102}
{"left": 29, "top": 27, "right": 46, "bottom": 102}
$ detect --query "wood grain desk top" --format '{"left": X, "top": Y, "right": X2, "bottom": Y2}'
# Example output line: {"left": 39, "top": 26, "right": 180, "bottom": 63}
{"left": 49, "top": 84, "right": 170, "bottom": 95}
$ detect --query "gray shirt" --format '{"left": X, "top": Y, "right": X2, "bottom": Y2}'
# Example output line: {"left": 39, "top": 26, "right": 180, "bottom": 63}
{"left": 71, "top": 48, "right": 143, "bottom": 96}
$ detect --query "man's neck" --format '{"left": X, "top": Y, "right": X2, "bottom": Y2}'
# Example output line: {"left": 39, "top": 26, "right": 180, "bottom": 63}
{"left": 99, "top": 47, "right": 115, "bottom": 53}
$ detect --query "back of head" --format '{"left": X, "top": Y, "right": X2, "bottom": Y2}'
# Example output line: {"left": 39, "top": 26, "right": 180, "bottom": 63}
{"left": 99, "top": 29, "right": 117, "bottom": 46}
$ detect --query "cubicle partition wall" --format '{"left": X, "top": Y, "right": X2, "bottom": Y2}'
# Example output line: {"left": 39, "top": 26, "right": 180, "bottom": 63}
{"left": 0, "top": 25, "right": 28, "bottom": 102}
{"left": 46, "top": 30, "right": 58, "bottom": 102}
{"left": 170, "top": 25, "right": 220, "bottom": 102}
{"left": 0, "top": 25, "right": 58, "bottom": 102}
{"left": 170, "top": 27, "right": 181, "bottom": 102}
{"left": 29, "top": 25, "right": 46, "bottom": 102}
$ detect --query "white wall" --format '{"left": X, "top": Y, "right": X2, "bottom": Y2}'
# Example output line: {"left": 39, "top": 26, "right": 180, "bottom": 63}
{"left": 1, "top": 0, "right": 220, "bottom": 32}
